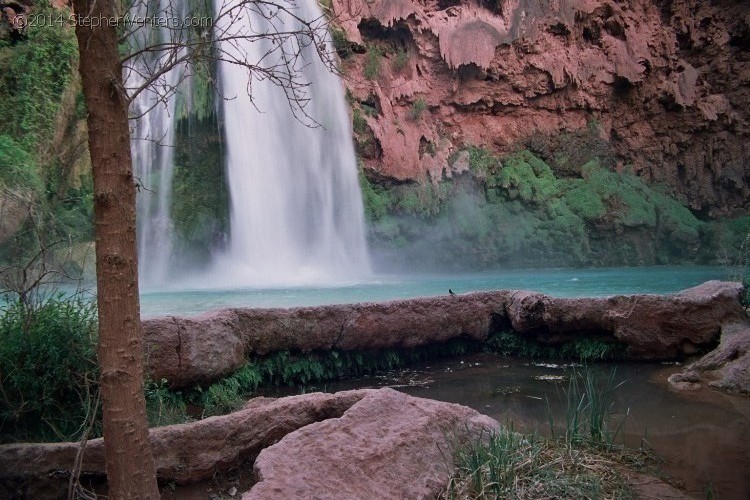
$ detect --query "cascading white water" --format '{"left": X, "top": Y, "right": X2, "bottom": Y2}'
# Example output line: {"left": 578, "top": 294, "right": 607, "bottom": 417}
{"left": 126, "top": 0, "right": 186, "bottom": 286}
{"left": 208, "top": 0, "right": 371, "bottom": 287}
{"left": 129, "top": 85, "right": 178, "bottom": 286}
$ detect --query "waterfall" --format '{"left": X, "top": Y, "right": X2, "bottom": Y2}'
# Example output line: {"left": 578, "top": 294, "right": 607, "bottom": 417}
{"left": 208, "top": 0, "right": 371, "bottom": 287}
{"left": 129, "top": 0, "right": 370, "bottom": 288}
{"left": 126, "top": 0, "right": 186, "bottom": 286}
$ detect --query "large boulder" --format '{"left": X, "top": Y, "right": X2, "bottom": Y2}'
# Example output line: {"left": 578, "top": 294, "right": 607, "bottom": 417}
{"left": 244, "top": 388, "right": 499, "bottom": 499}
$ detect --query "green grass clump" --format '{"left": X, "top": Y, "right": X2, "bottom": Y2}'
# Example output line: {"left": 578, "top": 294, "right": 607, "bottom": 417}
{"left": 409, "top": 97, "right": 427, "bottom": 120}
{"left": 0, "top": 294, "right": 99, "bottom": 442}
{"left": 145, "top": 378, "right": 188, "bottom": 427}
{"left": 444, "top": 426, "right": 634, "bottom": 499}
{"left": 444, "top": 368, "right": 635, "bottom": 499}
{"left": 363, "top": 46, "right": 382, "bottom": 80}
{"left": 484, "top": 331, "right": 626, "bottom": 362}
{"left": 392, "top": 46, "right": 409, "bottom": 71}
{"left": 556, "top": 367, "right": 626, "bottom": 446}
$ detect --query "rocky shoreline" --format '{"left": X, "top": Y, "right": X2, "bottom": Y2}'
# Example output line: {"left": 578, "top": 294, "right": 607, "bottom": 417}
{"left": 143, "top": 280, "right": 746, "bottom": 388}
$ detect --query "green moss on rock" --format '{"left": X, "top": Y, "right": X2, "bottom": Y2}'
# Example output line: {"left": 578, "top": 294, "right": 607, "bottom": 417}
{"left": 362, "top": 145, "right": 732, "bottom": 270}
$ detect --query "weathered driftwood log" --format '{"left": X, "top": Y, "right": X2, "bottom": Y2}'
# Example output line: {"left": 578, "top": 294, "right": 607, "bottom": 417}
{"left": 0, "top": 390, "right": 369, "bottom": 499}
{"left": 142, "top": 281, "right": 746, "bottom": 388}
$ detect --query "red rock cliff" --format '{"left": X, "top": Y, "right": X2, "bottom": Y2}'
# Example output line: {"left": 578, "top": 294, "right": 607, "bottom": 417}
{"left": 332, "top": 0, "right": 750, "bottom": 216}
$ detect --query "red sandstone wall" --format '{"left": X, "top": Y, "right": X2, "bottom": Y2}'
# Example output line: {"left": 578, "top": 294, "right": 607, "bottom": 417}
{"left": 333, "top": 0, "right": 750, "bottom": 216}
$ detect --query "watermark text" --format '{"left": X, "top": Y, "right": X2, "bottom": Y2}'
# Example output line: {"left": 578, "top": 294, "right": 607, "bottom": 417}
{"left": 20, "top": 13, "right": 213, "bottom": 29}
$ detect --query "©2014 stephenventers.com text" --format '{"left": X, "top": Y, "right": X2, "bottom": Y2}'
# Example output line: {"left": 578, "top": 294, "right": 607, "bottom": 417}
{"left": 16, "top": 13, "right": 213, "bottom": 29}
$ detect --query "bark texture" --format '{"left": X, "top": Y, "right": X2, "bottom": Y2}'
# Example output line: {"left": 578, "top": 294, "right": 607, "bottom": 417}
{"left": 71, "top": 0, "right": 159, "bottom": 497}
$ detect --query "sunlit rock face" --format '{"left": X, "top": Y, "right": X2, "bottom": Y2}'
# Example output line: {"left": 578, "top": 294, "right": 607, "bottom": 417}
{"left": 335, "top": 0, "right": 750, "bottom": 215}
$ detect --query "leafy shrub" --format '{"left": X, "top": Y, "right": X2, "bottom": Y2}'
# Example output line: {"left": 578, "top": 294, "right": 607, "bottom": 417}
{"left": 463, "top": 145, "right": 500, "bottom": 175}
{"left": 409, "top": 97, "right": 427, "bottom": 120}
{"left": 0, "top": 7, "right": 92, "bottom": 257}
{"left": 0, "top": 135, "right": 42, "bottom": 191}
{"left": 617, "top": 175, "right": 657, "bottom": 227}
{"left": 145, "top": 378, "right": 188, "bottom": 426}
{"left": 352, "top": 107, "right": 368, "bottom": 135}
{"left": 563, "top": 184, "right": 606, "bottom": 221}
{"left": 363, "top": 46, "right": 382, "bottom": 80}
{"left": 359, "top": 170, "right": 390, "bottom": 221}
{"left": 0, "top": 294, "right": 99, "bottom": 442}
{"left": 330, "top": 27, "right": 351, "bottom": 59}
{"left": 0, "top": 7, "right": 78, "bottom": 153}
{"left": 392, "top": 46, "right": 408, "bottom": 71}
{"left": 651, "top": 191, "right": 702, "bottom": 244}
{"left": 365, "top": 142, "right": 722, "bottom": 268}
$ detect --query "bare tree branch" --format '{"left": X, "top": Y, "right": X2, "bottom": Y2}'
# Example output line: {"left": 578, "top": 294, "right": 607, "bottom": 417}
{"left": 121, "top": 0, "right": 338, "bottom": 128}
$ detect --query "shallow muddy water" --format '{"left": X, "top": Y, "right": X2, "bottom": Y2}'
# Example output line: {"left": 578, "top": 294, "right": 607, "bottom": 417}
{"left": 314, "top": 354, "right": 750, "bottom": 499}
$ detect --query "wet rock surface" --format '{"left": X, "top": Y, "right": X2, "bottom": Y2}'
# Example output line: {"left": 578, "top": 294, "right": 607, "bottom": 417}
{"left": 143, "top": 281, "right": 746, "bottom": 388}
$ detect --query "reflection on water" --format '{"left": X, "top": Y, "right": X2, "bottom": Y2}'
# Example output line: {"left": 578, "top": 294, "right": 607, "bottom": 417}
{"left": 317, "top": 354, "right": 750, "bottom": 499}
{"left": 139, "top": 265, "right": 727, "bottom": 317}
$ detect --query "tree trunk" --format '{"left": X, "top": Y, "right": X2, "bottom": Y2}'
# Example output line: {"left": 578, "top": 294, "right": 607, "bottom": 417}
{"left": 71, "top": 1, "right": 160, "bottom": 497}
